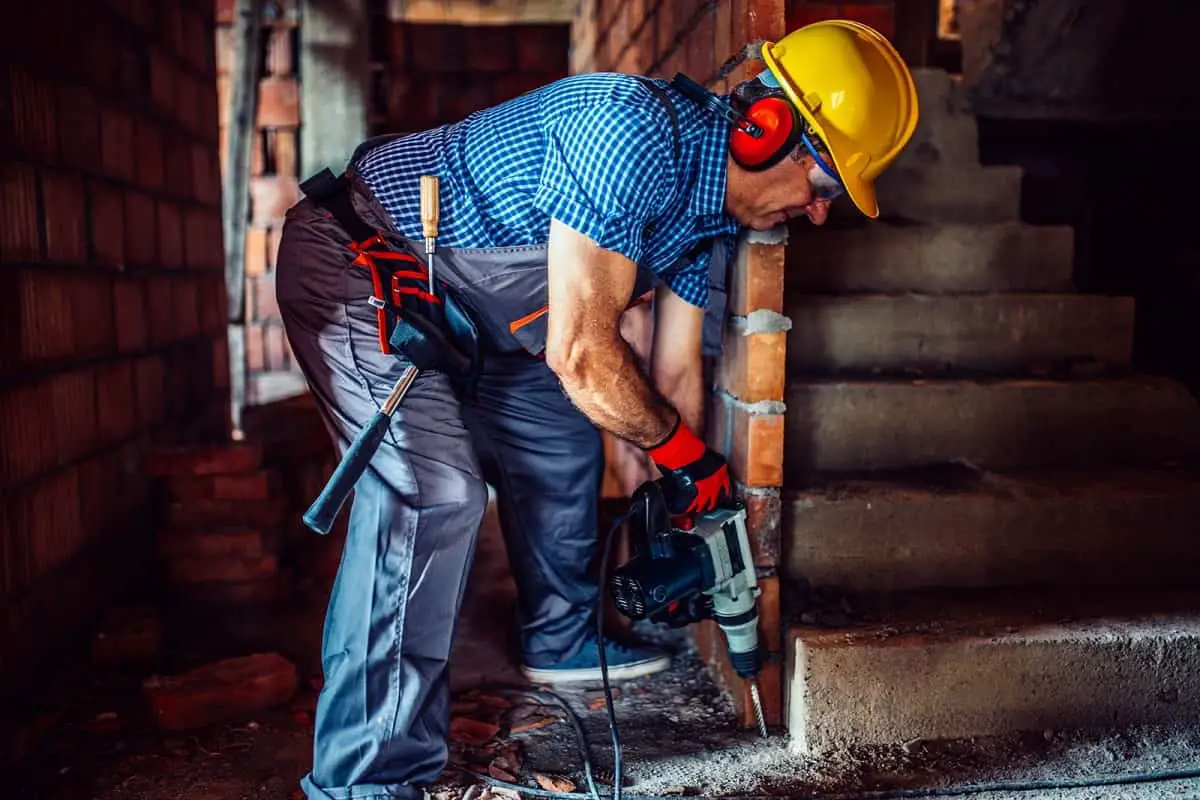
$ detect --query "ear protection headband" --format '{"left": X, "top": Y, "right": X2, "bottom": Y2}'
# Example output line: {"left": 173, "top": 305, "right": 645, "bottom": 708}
{"left": 669, "top": 73, "right": 802, "bottom": 171}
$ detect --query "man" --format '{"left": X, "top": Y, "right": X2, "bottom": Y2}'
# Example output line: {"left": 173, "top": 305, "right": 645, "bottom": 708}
{"left": 276, "top": 19, "right": 917, "bottom": 800}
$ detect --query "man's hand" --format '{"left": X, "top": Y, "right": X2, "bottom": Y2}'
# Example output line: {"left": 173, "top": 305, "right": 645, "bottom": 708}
{"left": 646, "top": 414, "right": 733, "bottom": 514}
{"left": 544, "top": 219, "right": 677, "bottom": 448}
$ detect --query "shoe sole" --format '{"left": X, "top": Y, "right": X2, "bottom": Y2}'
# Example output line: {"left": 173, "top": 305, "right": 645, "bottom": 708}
{"left": 521, "top": 654, "right": 671, "bottom": 685}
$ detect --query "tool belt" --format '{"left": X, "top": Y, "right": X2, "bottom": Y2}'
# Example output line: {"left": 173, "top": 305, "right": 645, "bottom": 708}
{"left": 299, "top": 168, "right": 480, "bottom": 385}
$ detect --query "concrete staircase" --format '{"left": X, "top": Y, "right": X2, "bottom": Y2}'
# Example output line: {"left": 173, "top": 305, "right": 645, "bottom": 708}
{"left": 780, "top": 69, "right": 1200, "bottom": 756}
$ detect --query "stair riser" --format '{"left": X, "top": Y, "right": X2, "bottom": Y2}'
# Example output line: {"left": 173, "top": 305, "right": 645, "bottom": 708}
{"left": 784, "top": 379, "right": 1200, "bottom": 475}
{"left": 786, "top": 484, "right": 1200, "bottom": 592}
{"left": 787, "top": 295, "right": 1133, "bottom": 375}
{"left": 895, "top": 69, "right": 979, "bottom": 168}
{"left": 788, "top": 624, "right": 1200, "bottom": 754}
{"left": 786, "top": 222, "right": 1074, "bottom": 294}
{"left": 875, "top": 166, "right": 1023, "bottom": 224}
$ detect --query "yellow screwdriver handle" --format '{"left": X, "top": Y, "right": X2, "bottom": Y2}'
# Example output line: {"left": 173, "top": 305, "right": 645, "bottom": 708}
{"left": 420, "top": 175, "right": 439, "bottom": 240}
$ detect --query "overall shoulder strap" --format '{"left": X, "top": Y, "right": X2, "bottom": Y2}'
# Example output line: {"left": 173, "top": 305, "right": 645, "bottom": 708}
{"left": 634, "top": 77, "right": 682, "bottom": 163}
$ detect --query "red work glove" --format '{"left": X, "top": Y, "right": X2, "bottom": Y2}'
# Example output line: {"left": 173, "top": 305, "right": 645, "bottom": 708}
{"left": 645, "top": 414, "right": 732, "bottom": 515}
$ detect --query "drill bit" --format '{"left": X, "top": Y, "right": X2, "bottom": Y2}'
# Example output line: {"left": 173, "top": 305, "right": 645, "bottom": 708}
{"left": 748, "top": 679, "right": 768, "bottom": 738}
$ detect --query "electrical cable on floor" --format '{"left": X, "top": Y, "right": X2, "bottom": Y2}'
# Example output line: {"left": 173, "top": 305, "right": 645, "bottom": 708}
{"left": 595, "top": 507, "right": 631, "bottom": 800}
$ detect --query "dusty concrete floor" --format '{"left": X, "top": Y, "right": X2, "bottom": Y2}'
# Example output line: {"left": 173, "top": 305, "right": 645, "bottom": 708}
{"left": 7, "top": 504, "right": 1200, "bottom": 799}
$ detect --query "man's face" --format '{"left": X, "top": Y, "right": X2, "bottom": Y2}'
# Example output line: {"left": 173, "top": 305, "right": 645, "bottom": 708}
{"left": 730, "top": 151, "right": 836, "bottom": 230}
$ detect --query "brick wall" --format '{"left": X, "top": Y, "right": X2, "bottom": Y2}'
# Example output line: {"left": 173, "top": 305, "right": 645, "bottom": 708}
{"left": 216, "top": 0, "right": 306, "bottom": 404}
{"left": 375, "top": 21, "right": 570, "bottom": 135}
{"left": 0, "top": 0, "right": 228, "bottom": 694}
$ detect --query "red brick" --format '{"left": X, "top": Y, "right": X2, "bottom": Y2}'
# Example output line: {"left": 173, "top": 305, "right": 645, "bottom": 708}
{"left": 515, "top": 24, "right": 569, "bottom": 72}
{"left": 656, "top": 0, "right": 678, "bottom": 61}
{"left": 245, "top": 227, "right": 269, "bottom": 278}
{"left": 142, "top": 652, "right": 298, "bottom": 732}
{"left": 173, "top": 277, "right": 201, "bottom": 340}
{"left": 786, "top": 1, "right": 841, "bottom": 29}
{"left": 17, "top": 467, "right": 84, "bottom": 578}
{"left": 249, "top": 176, "right": 301, "bottom": 227}
{"left": 10, "top": 66, "right": 58, "bottom": 161}
{"left": 0, "top": 163, "right": 40, "bottom": 264}
{"left": 185, "top": 206, "right": 224, "bottom": 270}
{"left": 685, "top": 9, "right": 717, "bottom": 83}
{"left": 730, "top": 404, "right": 783, "bottom": 487}
{"left": 99, "top": 106, "right": 135, "bottom": 182}
{"left": 134, "top": 355, "right": 166, "bottom": 427}
{"left": 742, "top": 488, "right": 781, "bottom": 567}
{"left": 12, "top": 271, "right": 71, "bottom": 364}
{"left": 267, "top": 26, "right": 294, "bottom": 75}
{"left": 408, "top": 25, "right": 460, "bottom": 73}
{"left": 96, "top": 360, "right": 137, "bottom": 444}
{"left": 67, "top": 272, "right": 117, "bottom": 358}
{"left": 163, "top": 495, "right": 287, "bottom": 529}
{"left": 717, "top": 330, "right": 787, "bottom": 403}
{"left": 113, "top": 278, "right": 149, "bottom": 352}
{"left": 55, "top": 82, "right": 100, "bottom": 169}
{"left": 161, "top": 3, "right": 187, "bottom": 62}
{"left": 746, "top": 0, "right": 786, "bottom": 40}
{"left": 464, "top": 25, "right": 516, "bottom": 72}
{"left": 246, "top": 323, "right": 266, "bottom": 372}
{"left": 0, "top": 381, "right": 55, "bottom": 485}
{"left": 124, "top": 191, "right": 159, "bottom": 268}
{"left": 250, "top": 130, "right": 266, "bottom": 177}
{"left": 257, "top": 77, "right": 300, "bottom": 127}
{"left": 213, "top": 334, "right": 231, "bottom": 390}
{"left": 89, "top": 181, "right": 126, "bottom": 267}
{"left": 267, "top": 226, "right": 283, "bottom": 269}
{"left": 730, "top": 240, "right": 785, "bottom": 316}
{"left": 199, "top": 274, "right": 229, "bottom": 333}
{"left": 217, "top": 75, "right": 231, "bottom": 128}
{"left": 164, "top": 551, "right": 279, "bottom": 586}
{"left": 192, "top": 141, "right": 222, "bottom": 206}
{"left": 157, "top": 527, "right": 268, "bottom": 560}
{"left": 50, "top": 367, "right": 99, "bottom": 462}
{"left": 843, "top": 2, "right": 895, "bottom": 37}
{"left": 165, "top": 144, "right": 194, "bottom": 202}
{"left": 146, "top": 275, "right": 175, "bottom": 346}
{"left": 730, "top": 0, "right": 750, "bottom": 71}
{"left": 143, "top": 442, "right": 264, "bottom": 477}
{"left": 157, "top": 201, "right": 184, "bottom": 267}
{"left": 197, "top": 82, "right": 220, "bottom": 145}
{"left": 183, "top": 9, "right": 211, "bottom": 74}
{"left": 39, "top": 170, "right": 85, "bottom": 265}
{"left": 134, "top": 117, "right": 165, "bottom": 191}
{"left": 174, "top": 71, "right": 200, "bottom": 134}
{"left": 215, "top": 0, "right": 234, "bottom": 24}
{"left": 264, "top": 325, "right": 287, "bottom": 371}
{"left": 216, "top": 25, "right": 235, "bottom": 75}
{"left": 213, "top": 469, "right": 280, "bottom": 501}
{"left": 161, "top": 475, "right": 216, "bottom": 502}
{"left": 271, "top": 128, "right": 298, "bottom": 178}
{"left": 438, "top": 76, "right": 492, "bottom": 124}
{"left": 388, "top": 23, "right": 408, "bottom": 67}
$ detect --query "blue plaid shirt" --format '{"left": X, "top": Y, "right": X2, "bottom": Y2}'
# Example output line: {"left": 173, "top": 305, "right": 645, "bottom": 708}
{"left": 355, "top": 72, "right": 740, "bottom": 309}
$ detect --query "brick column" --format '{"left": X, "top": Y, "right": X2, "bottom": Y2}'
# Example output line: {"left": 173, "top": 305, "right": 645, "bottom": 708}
{"left": 696, "top": 226, "right": 789, "bottom": 731}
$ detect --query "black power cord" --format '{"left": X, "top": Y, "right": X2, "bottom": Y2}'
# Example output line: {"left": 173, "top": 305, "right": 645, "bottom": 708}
{"left": 595, "top": 506, "right": 633, "bottom": 800}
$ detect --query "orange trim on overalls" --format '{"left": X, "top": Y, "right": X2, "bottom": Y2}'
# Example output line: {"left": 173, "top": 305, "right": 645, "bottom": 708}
{"left": 509, "top": 305, "right": 548, "bottom": 334}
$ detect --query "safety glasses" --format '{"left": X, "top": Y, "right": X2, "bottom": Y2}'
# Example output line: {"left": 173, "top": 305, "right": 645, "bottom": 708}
{"left": 796, "top": 131, "right": 845, "bottom": 201}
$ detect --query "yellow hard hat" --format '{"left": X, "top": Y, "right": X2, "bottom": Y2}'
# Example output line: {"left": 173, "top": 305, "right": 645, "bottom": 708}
{"left": 759, "top": 19, "right": 919, "bottom": 218}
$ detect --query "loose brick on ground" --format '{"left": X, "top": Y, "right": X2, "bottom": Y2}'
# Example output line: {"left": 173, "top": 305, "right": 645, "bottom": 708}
{"left": 142, "top": 652, "right": 299, "bottom": 731}
{"left": 143, "top": 442, "right": 264, "bottom": 477}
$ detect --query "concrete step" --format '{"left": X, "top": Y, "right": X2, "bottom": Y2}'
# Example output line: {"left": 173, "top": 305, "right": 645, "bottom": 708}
{"left": 893, "top": 68, "right": 981, "bottom": 169}
{"left": 784, "top": 376, "right": 1200, "bottom": 475}
{"left": 785, "top": 222, "right": 1074, "bottom": 294}
{"left": 786, "top": 293, "right": 1133, "bottom": 375}
{"left": 784, "top": 464, "right": 1200, "bottom": 592}
{"left": 785, "top": 588, "right": 1200, "bottom": 755}
{"left": 875, "top": 164, "right": 1023, "bottom": 224}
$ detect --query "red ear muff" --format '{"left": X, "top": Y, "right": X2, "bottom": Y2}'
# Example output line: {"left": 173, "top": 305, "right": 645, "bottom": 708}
{"left": 730, "top": 96, "right": 802, "bottom": 171}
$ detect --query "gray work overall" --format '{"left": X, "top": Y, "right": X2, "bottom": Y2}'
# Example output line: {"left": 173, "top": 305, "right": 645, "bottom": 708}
{"left": 276, "top": 162, "right": 729, "bottom": 799}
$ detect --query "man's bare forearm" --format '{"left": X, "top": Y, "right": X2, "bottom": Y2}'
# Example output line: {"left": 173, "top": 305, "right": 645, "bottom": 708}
{"left": 553, "top": 332, "right": 679, "bottom": 449}
{"left": 657, "top": 366, "right": 704, "bottom": 438}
